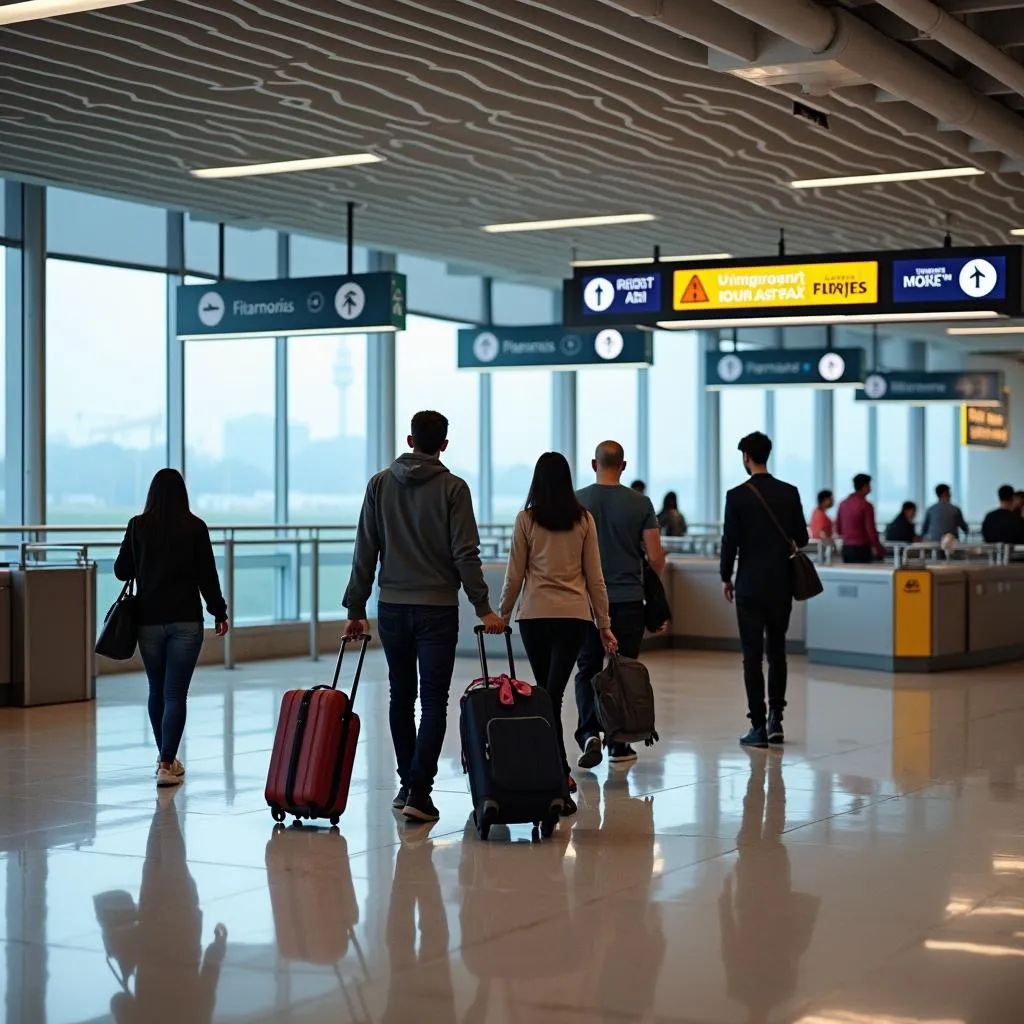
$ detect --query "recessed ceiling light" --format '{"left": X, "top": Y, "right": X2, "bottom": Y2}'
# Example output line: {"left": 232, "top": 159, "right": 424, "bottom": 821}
{"left": 571, "top": 253, "right": 732, "bottom": 267}
{"left": 482, "top": 213, "right": 656, "bottom": 234}
{"left": 1010, "top": 228, "right": 1024, "bottom": 237}
{"left": 946, "top": 325, "right": 1024, "bottom": 335}
{"left": 791, "top": 167, "right": 984, "bottom": 189}
{"left": 191, "top": 153, "right": 383, "bottom": 180}
{"left": 0, "top": 0, "right": 143, "bottom": 23}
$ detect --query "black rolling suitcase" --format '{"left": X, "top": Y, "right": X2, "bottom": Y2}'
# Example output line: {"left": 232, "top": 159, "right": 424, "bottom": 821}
{"left": 460, "top": 626, "right": 568, "bottom": 841}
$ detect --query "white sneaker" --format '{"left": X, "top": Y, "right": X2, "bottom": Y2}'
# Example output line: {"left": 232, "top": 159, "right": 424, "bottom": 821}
{"left": 156, "top": 767, "right": 183, "bottom": 788}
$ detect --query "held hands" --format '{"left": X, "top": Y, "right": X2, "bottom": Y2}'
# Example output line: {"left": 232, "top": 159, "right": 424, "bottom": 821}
{"left": 600, "top": 628, "right": 618, "bottom": 654}
{"left": 343, "top": 618, "right": 369, "bottom": 639}
{"left": 723, "top": 582, "right": 734, "bottom": 604}
{"left": 480, "top": 611, "right": 506, "bottom": 635}
{"left": 215, "top": 619, "right": 230, "bottom": 637}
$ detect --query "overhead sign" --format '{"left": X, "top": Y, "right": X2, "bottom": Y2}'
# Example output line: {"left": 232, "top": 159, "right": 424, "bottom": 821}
{"left": 893, "top": 255, "right": 1007, "bottom": 304}
{"left": 675, "top": 261, "right": 878, "bottom": 312}
{"left": 857, "top": 371, "right": 1004, "bottom": 405}
{"left": 582, "top": 272, "right": 661, "bottom": 315}
{"left": 961, "top": 396, "right": 1010, "bottom": 448}
{"left": 458, "top": 325, "right": 652, "bottom": 369}
{"left": 705, "top": 348, "right": 865, "bottom": 389}
{"left": 176, "top": 272, "right": 406, "bottom": 340}
{"left": 562, "top": 245, "right": 1022, "bottom": 328}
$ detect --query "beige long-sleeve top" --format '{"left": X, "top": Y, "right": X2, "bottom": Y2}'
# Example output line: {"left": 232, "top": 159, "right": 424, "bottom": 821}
{"left": 498, "top": 510, "right": 611, "bottom": 628}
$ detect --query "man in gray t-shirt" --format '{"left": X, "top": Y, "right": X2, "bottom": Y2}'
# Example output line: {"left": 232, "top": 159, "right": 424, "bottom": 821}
{"left": 574, "top": 441, "right": 665, "bottom": 769}
{"left": 921, "top": 483, "right": 969, "bottom": 543}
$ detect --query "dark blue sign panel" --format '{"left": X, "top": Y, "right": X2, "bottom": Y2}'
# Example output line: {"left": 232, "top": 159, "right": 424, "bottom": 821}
{"left": 458, "top": 325, "right": 652, "bottom": 369}
{"left": 893, "top": 255, "right": 1007, "bottom": 304}
{"left": 176, "top": 272, "right": 406, "bottom": 339}
{"left": 581, "top": 272, "right": 661, "bottom": 315}
{"left": 857, "top": 371, "right": 1004, "bottom": 404}
{"left": 705, "top": 348, "right": 865, "bottom": 389}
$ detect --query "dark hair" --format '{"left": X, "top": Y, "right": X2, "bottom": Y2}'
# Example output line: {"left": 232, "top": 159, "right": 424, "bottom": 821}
{"left": 660, "top": 491, "right": 678, "bottom": 513}
{"left": 853, "top": 473, "right": 872, "bottom": 492}
{"left": 902, "top": 501, "right": 917, "bottom": 515}
{"left": 630, "top": 479, "right": 646, "bottom": 492}
{"left": 817, "top": 489, "right": 833, "bottom": 506}
{"left": 935, "top": 483, "right": 951, "bottom": 499}
{"left": 738, "top": 431, "right": 772, "bottom": 466}
{"left": 143, "top": 468, "right": 191, "bottom": 526}
{"left": 410, "top": 410, "right": 448, "bottom": 455}
{"left": 526, "top": 452, "right": 586, "bottom": 532}
{"left": 999, "top": 484, "right": 1015, "bottom": 503}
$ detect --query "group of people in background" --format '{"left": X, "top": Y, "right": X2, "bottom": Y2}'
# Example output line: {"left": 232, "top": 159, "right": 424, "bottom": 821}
{"left": 629, "top": 480, "right": 688, "bottom": 538}
{"left": 809, "top": 478, "right": 1024, "bottom": 561}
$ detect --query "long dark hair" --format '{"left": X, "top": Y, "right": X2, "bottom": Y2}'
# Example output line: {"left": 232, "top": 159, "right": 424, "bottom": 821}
{"left": 142, "top": 468, "right": 192, "bottom": 527}
{"left": 525, "top": 452, "right": 586, "bottom": 532}
{"left": 660, "top": 491, "right": 678, "bottom": 515}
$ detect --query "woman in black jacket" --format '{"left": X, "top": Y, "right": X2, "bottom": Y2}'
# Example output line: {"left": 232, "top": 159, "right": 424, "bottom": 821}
{"left": 115, "top": 469, "right": 229, "bottom": 788}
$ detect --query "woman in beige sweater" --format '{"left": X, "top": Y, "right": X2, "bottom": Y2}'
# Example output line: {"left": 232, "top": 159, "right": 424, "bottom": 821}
{"left": 498, "top": 452, "right": 617, "bottom": 815}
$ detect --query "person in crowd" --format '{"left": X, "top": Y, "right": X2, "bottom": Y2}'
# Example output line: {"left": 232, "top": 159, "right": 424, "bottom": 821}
{"left": 809, "top": 490, "right": 834, "bottom": 543}
{"left": 343, "top": 410, "right": 504, "bottom": 824}
{"left": 630, "top": 479, "right": 646, "bottom": 495}
{"left": 921, "top": 483, "right": 969, "bottom": 543}
{"left": 884, "top": 501, "right": 919, "bottom": 544}
{"left": 498, "top": 452, "right": 617, "bottom": 815}
{"left": 720, "top": 432, "right": 807, "bottom": 748}
{"left": 1013, "top": 491, "right": 1024, "bottom": 515}
{"left": 658, "top": 491, "right": 688, "bottom": 537}
{"left": 835, "top": 473, "right": 883, "bottom": 564}
{"left": 114, "top": 469, "right": 229, "bottom": 789}
{"left": 576, "top": 441, "right": 665, "bottom": 769}
{"left": 982, "top": 485, "right": 1024, "bottom": 545}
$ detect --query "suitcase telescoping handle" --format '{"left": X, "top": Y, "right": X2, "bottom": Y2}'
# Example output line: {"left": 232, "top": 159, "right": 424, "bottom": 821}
{"left": 473, "top": 624, "right": 516, "bottom": 686}
{"left": 314, "top": 633, "right": 371, "bottom": 708}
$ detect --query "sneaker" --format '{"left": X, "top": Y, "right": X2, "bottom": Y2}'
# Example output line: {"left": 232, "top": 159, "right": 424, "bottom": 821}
{"left": 402, "top": 791, "right": 440, "bottom": 823}
{"left": 156, "top": 766, "right": 183, "bottom": 788}
{"left": 560, "top": 795, "right": 578, "bottom": 817}
{"left": 740, "top": 725, "right": 769, "bottom": 748}
{"left": 767, "top": 712, "right": 785, "bottom": 745}
{"left": 577, "top": 734, "right": 603, "bottom": 770}
{"left": 567, "top": 774, "right": 577, "bottom": 794}
{"left": 608, "top": 744, "right": 638, "bottom": 765}
{"left": 155, "top": 759, "right": 184, "bottom": 778}
{"left": 392, "top": 785, "right": 409, "bottom": 810}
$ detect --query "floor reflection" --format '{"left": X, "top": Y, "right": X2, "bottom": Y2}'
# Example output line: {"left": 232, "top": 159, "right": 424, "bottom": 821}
{"left": 721, "top": 752, "right": 820, "bottom": 1024}
{"left": 94, "top": 792, "right": 227, "bottom": 1023}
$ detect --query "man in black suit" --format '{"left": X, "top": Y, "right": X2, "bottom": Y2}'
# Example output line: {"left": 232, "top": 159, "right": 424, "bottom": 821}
{"left": 720, "top": 432, "right": 808, "bottom": 749}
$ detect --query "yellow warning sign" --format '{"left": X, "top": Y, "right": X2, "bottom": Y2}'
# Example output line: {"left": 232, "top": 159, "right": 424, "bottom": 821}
{"left": 679, "top": 274, "right": 709, "bottom": 304}
{"left": 672, "top": 261, "right": 878, "bottom": 312}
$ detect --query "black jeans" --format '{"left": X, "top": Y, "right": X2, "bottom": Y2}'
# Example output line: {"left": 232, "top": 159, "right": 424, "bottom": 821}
{"left": 841, "top": 544, "right": 873, "bottom": 564}
{"left": 518, "top": 617, "right": 590, "bottom": 777}
{"left": 574, "top": 600, "right": 645, "bottom": 749}
{"left": 376, "top": 602, "right": 459, "bottom": 793}
{"left": 735, "top": 594, "right": 793, "bottom": 728}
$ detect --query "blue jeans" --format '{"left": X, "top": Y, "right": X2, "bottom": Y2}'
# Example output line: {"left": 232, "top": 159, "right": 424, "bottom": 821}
{"left": 137, "top": 622, "right": 205, "bottom": 763}
{"left": 376, "top": 603, "right": 459, "bottom": 793}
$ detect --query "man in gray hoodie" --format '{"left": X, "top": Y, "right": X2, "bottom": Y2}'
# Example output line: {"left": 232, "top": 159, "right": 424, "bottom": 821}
{"left": 343, "top": 410, "right": 503, "bottom": 823}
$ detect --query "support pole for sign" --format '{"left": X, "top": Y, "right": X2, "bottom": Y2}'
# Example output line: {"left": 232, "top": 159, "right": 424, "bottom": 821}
{"left": 778, "top": 229, "right": 786, "bottom": 257}
{"left": 816, "top": 325, "right": 835, "bottom": 492}
{"left": 217, "top": 222, "right": 225, "bottom": 281}
{"left": 347, "top": 202, "right": 355, "bottom": 276}
{"left": 479, "top": 279, "right": 494, "bottom": 525}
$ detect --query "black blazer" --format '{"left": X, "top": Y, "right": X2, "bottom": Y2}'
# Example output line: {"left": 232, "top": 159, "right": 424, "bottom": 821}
{"left": 115, "top": 513, "right": 228, "bottom": 626}
{"left": 720, "top": 475, "right": 808, "bottom": 600}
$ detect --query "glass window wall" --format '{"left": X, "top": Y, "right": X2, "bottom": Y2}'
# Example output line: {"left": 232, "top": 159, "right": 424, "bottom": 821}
{"left": 719, "top": 389, "right": 767, "bottom": 491}
{"left": 492, "top": 371, "right": 552, "bottom": 522}
{"left": 47, "top": 188, "right": 166, "bottom": 267}
{"left": 926, "top": 405, "right": 957, "bottom": 501}
{"left": 491, "top": 281, "right": 556, "bottom": 325}
{"left": 876, "top": 406, "right": 911, "bottom": 522}
{"left": 397, "top": 254, "right": 483, "bottom": 322}
{"left": 833, "top": 387, "right": 869, "bottom": 500}
{"left": 576, "top": 368, "right": 639, "bottom": 487}
{"left": 772, "top": 389, "right": 816, "bottom": 514}
{"left": 290, "top": 234, "right": 368, "bottom": 278}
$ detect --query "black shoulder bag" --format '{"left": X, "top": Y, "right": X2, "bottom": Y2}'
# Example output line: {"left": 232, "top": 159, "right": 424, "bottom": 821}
{"left": 96, "top": 522, "right": 140, "bottom": 660}
{"left": 745, "top": 482, "right": 824, "bottom": 602}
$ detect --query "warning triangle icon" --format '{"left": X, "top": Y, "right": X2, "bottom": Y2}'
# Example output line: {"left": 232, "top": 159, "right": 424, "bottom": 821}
{"left": 680, "top": 274, "right": 709, "bottom": 304}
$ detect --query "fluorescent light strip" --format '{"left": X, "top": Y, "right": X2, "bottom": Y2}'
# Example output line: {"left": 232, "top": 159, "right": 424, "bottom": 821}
{"left": 191, "top": 153, "right": 383, "bottom": 180}
{"left": 482, "top": 213, "right": 655, "bottom": 234}
{"left": 0, "top": 0, "right": 143, "bottom": 23}
{"left": 571, "top": 253, "right": 732, "bottom": 267}
{"left": 1010, "top": 228, "right": 1024, "bottom": 237}
{"left": 791, "top": 167, "right": 984, "bottom": 189}
{"left": 925, "top": 939, "right": 1024, "bottom": 958}
{"left": 657, "top": 311, "right": 1002, "bottom": 330}
{"left": 947, "top": 325, "right": 1024, "bottom": 336}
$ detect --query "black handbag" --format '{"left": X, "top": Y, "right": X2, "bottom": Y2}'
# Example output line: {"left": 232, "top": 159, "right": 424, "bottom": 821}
{"left": 642, "top": 559, "right": 671, "bottom": 632}
{"left": 745, "top": 482, "right": 824, "bottom": 602}
{"left": 95, "top": 524, "right": 139, "bottom": 660}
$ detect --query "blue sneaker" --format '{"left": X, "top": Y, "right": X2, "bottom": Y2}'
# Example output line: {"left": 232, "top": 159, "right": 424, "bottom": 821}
{"left": 740, "top": 725, "right": 769, "bottom": 748}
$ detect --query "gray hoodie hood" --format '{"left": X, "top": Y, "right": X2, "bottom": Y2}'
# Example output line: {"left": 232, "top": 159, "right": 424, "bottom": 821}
{"left": 389, "top": 452, "right": 450, "bottom": 486}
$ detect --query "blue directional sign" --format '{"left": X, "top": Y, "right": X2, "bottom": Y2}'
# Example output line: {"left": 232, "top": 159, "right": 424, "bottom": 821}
{"left": 581, "top": 272, "right": 661, "bottom": 316}
{"left": 857, "top": 370, "right": 1004, "bottom": 405}
{"left": 893, "top": 255, "right": 1007, "bottom": 303}
{"left": 705, "top": 348, "right": 864, "bottom": 389}
{"left": 176, "top": 272, "right": 406, "bottom": 340}
{"left": 458, "top": 325, "right": 653, "bottom": 369}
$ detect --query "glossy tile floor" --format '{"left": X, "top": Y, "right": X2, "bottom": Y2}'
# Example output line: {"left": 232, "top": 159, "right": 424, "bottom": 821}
{"left": 2, "top": 649, "right": 1023, "bottom": 1024}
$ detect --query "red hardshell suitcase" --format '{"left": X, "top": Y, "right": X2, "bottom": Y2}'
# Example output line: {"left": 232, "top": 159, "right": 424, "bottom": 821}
{"left": 265, "top": 634, "right": 369, "bottom": 826}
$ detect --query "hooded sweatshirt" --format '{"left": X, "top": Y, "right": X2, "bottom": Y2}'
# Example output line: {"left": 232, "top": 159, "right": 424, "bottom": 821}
{"left": 342, "top": 452, "right": 492, "bottom": 618}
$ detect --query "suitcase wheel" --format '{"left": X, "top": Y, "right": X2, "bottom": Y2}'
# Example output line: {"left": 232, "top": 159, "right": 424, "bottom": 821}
{"left": 329, "top": 814, "right": 340, "bottom": 827}
{"left": 475, "top": 802, "right": 498, "bottom": 841}
{"left": 292, "top": 817, "right": 304, "bottom": 827}
{"left": 270, "top": 805, "right": 286, "bottom": 823}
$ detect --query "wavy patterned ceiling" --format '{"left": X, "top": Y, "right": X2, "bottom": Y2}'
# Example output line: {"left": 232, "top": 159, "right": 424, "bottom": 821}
{"left": 2, "top": 0, "right": 1024, "bottom": 283}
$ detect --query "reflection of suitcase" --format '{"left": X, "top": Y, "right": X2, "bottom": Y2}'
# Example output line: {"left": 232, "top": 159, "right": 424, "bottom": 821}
{"left": 265, "top": 635, "right": 368, "bottom": 826}
{"left": 459, "top": 627, "right": 568, "bottom": 841}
